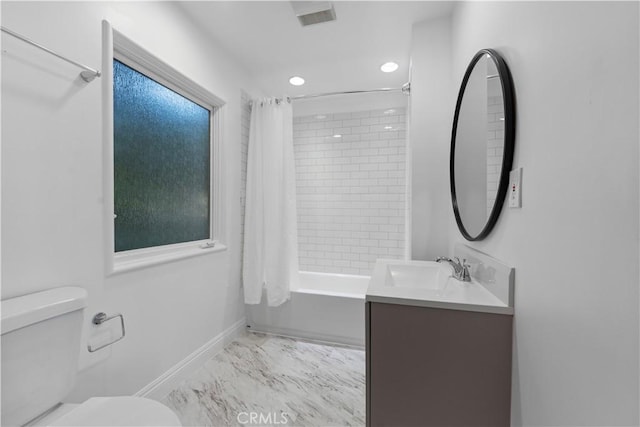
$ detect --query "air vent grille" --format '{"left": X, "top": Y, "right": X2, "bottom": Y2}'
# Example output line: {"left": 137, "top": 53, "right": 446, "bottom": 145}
{"left": 291, "top": 1, "right": 337, "bottom": 26}
{"left": 297, "top": 8, "right": 336, "bottom": 26}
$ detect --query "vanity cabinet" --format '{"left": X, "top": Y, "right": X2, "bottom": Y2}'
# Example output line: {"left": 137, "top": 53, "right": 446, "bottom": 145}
{"left": 366, "top": 301, "right": 513, "bottom": 427}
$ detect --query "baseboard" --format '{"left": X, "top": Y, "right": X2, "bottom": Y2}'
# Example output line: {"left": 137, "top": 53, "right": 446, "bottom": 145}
{"left": 135, "top": 317, "right": 247, "bottom": 401}
{"left": 247, "top": 323, "right": 365, "bottom": 349}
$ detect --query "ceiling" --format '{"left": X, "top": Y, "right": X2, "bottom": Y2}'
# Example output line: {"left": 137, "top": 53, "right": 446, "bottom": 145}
{"left": 177, "top": 1, "right": 454, "bottom": 97}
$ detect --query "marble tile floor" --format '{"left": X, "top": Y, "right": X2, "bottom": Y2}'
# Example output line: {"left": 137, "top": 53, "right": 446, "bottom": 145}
{"left": 162, "top": 332, "right": 365, "bottom": 427}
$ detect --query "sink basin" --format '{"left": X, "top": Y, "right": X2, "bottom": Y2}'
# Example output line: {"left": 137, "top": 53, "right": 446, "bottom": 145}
{"left": 384, "top": 261, "right": 453, "bottom": 290}
{"left": 366, "top": 247, "right": 514, "bottom": 315}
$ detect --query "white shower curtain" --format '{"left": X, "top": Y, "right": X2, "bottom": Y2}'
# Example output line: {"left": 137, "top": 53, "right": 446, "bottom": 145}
{"left": 243, "top": 98, "right": 299, "bottom": 306}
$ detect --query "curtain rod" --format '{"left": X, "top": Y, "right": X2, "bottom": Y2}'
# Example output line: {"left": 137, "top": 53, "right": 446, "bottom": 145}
{"left": 250, "top": 83, "right": 410, "bottom": 106}
{"left": 1, "top": 26, "right": 101, "bottom": 82}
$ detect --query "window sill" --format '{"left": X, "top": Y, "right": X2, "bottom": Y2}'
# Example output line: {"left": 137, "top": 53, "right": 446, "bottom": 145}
{"left": 110, "top": 241, "right": 227, "bottom": 276}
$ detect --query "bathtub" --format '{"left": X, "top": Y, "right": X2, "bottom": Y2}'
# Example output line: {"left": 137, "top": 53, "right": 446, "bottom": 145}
{"left": 245, "top": 271, "right": 369, "bottom": 347}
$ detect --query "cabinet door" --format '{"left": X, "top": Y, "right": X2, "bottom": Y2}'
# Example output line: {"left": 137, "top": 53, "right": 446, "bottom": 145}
{"left": 368, "top": 302, "right": 512, "bottom": 427}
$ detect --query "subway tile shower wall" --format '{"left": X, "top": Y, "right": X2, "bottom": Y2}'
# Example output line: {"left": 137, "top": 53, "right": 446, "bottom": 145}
{"left": 293, "top": 108, "right": 407, "bottom": 276}
{"left": 486, "top": 95, "right": 505, "bottom": 216}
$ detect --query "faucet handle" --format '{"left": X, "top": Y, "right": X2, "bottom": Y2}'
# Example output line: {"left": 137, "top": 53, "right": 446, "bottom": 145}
{"left": 461, "top": 259, "right": 472, "bottom": 282}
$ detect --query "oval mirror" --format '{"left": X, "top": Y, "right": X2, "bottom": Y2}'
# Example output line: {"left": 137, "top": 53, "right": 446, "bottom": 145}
{"left": 450, "top": 49, "right": 515, "bottom": 241}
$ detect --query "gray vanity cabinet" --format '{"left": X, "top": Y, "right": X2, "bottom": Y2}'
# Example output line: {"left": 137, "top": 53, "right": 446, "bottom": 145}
{"left": 365, "top": 301, "right": 513, "bottom": 427}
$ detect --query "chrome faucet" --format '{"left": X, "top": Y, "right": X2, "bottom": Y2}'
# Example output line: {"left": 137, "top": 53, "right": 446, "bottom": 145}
{"left": 435, "top": 257, "right": 472, "bottom": 282}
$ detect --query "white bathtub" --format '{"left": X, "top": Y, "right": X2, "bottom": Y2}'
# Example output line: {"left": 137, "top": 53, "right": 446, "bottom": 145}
{"left": 245, "top": 271, "right": 369, "bottom": 347}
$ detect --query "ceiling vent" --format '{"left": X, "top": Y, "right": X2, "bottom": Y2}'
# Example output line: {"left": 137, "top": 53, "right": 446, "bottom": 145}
{"left": 291, "top": 1, "right": 336, "bottom": 26}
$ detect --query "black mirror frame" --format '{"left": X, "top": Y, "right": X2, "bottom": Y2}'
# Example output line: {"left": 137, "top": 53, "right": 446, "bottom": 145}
{"left": 450, "top": 48, "right": 516, "bottom": 241}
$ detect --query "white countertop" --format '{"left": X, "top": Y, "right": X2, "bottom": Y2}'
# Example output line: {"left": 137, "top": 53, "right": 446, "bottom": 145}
{"left": 366, "top": 259, "right": 514, "bottom": 315}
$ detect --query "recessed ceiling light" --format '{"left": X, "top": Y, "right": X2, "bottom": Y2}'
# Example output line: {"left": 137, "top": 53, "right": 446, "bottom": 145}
{"left": 380, "top": 62, "right": 399, "bottom": 73}
{"left": 332, "top": 134, "right": 342, "bottom": 138}
{"left": 289, "top": 76, "right": 305, "bottom": 86}
{"left": 315, "top": 115, "right": 327, "bottom": 120}
{"left": 384, "top": 109, "right": 396, "bottom": 115}
{"left": 384, "top": 126, "right": 393, "bottom": 130}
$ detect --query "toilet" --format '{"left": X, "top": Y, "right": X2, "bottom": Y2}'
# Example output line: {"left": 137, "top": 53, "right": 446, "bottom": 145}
{"left": 1, "top": 287, "right": 181, "bottom": 426}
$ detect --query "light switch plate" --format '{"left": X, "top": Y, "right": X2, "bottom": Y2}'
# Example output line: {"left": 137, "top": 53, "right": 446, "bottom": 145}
{"left": 508, "top": 167, "right": 522, "bottom": 208}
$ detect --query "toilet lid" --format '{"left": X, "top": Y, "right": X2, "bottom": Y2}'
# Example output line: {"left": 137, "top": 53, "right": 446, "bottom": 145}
{"left": 46, "top": 397, "right": 181, "bottom": 427}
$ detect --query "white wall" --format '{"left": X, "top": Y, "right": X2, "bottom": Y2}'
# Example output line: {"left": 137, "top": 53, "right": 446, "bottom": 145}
{"left": 409, "top": 15, "right": 454, "bottom": 260}
{"left": 1, "top": 1, "right": 262, "bottom": 399}
{"left": 410, "top": 2, "right": 639, "bottom": 425}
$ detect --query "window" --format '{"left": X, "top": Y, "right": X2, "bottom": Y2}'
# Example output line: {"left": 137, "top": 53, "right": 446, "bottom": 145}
{"left": 113, "top": 59, "right": 211, "bottom": 252}
{"left": 105, "top": 26, "right": 225, "bottom": 274}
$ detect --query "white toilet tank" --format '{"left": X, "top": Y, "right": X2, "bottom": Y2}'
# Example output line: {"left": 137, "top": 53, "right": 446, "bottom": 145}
{"left": 1, "top": 287, "right": 88, "bottom": 426}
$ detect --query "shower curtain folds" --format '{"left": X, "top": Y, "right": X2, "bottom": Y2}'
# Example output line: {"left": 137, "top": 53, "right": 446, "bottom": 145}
{"left": 243, "top": 97, "right": 299, "bottom": 306}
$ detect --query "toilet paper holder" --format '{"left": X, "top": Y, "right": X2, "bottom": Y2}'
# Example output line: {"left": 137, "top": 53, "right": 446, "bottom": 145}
{"left": 87, "top": 312, "right": 126, "bottom": 352}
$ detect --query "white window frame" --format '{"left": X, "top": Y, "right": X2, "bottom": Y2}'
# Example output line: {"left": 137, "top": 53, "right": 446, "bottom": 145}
{"left": 102, "top": 21, "right": 226, "bottom": 275}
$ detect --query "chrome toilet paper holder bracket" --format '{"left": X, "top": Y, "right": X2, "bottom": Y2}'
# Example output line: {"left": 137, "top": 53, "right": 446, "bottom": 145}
{"left": 87, "top": 312, "right": 126, "bottom": 352}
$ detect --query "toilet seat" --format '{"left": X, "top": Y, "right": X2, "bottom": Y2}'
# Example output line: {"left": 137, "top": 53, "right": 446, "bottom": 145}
{"left": 44, "top": 396, "right": 181, "bottom": 426}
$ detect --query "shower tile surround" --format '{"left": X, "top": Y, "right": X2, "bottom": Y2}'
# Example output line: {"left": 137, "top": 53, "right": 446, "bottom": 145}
{"left": 486, "top": 94, "right": 505, "bottom": 216}
{"left": 163, "top": 333, "right": 365, "bottom": 426}
{"left": 293, "top": 108, "right": 407, "bottom": 276}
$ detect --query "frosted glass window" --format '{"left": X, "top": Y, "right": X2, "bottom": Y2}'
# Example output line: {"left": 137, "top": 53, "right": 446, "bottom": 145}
{"left": 113, "top": 59, "right": 211, "bottom": 252}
